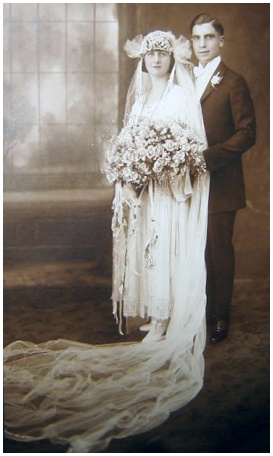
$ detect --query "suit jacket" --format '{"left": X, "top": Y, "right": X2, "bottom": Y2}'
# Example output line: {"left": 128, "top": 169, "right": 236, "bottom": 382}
{"left": 200, "top": 61, "right": 256, "bottom": 214}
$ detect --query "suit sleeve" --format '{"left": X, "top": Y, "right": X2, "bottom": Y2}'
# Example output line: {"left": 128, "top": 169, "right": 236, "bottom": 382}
{"left": 203, "top": 75, "right": 256, "bottom": 172}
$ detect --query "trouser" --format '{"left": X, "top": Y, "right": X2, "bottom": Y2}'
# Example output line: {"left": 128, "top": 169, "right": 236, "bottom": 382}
{"left": 205, "top": 211, "right": 236, "bottom": 324}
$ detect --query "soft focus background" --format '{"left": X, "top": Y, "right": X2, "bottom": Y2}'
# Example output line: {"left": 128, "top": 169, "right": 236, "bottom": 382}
{"left": 3, "top": 3, "right": 269, "bottom": 281}
{"left": 4, "top": 3, "right": 119, "bottom": 190}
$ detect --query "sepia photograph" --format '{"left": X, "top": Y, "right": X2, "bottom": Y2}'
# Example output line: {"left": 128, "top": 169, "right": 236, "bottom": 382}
{"left": 3, "top": 2, "right": 269, "bottom": 453}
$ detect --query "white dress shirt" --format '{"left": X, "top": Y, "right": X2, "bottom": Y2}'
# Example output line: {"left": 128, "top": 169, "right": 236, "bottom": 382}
{"left": 194, "top": 56, "right": 221, "bottom": 100}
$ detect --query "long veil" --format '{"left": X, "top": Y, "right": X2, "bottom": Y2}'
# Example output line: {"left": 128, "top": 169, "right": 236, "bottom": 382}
{"left": 4, "top": 175, "right": 209, "bottom": 453}
{"left": 4, "top": 33, "right": 210, "bottom": 453}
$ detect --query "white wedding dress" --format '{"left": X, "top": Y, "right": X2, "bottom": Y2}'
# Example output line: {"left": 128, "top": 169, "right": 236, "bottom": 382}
{"left": 4, "top": 84, "right": 210, "bottom": 453}
{"left": 112, "top": 85, "right": 206, "bottom": 326}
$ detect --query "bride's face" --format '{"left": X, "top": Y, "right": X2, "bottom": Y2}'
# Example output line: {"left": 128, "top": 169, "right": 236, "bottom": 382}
{"left": 144, "top": 50, "right": 171, "bottom": 77}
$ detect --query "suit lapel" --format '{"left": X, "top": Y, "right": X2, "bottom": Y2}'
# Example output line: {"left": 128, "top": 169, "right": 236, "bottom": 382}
{"left": 200, "top": 61, "right": 226, "bottom": 103}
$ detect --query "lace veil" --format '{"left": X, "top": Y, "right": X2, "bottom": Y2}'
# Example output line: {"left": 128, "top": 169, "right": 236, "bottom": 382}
{"left": 4, "top": 31, "right": 210, "bottom": 453}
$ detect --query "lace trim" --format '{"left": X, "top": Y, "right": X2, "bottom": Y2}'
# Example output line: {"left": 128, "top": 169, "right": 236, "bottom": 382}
{"left": 121, "top": 295, "right": 173, "bottom": 321}
{"left": 146, "top": 298, "right": 174, "bottom": 321}
{"left": 122, "top": 296, "right": 145, "bottom": 319}
{"left": 154, "top": 186, "right": 173, "bottom": 197}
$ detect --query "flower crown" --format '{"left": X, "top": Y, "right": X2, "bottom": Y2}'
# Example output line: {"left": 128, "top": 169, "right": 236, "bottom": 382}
{"left": 124, "top": 30, "right": 192, "bottom": 63}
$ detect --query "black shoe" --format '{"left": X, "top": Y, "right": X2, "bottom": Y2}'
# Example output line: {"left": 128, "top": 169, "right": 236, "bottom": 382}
{"left": 210, "top": 329, "right": 228, "bottom": 344}
{"left": 210, "top": 320, "right": 228, "bottom": 344}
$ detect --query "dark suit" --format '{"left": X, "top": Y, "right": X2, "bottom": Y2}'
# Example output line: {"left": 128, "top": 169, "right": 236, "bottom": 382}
{"left": 200, "top": 61, "right": 256, "bottom": 324}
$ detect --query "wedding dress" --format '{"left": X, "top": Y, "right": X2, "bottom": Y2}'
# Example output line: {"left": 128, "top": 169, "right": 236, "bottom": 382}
{"left": 4, "top": 48, "right": 210, "bottom": 454}
{"left": 112, "top": 85, "right": 206, "bottom": 327}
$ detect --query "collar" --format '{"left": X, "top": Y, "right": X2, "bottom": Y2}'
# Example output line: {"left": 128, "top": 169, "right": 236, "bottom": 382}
{"left": 194, "top": 56, "right": 221, "bottom": 78}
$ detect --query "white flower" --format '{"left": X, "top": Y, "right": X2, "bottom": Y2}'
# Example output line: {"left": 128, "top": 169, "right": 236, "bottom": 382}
{"left": 211, "top": 72, "right": 223, "bottom": 89}
{"left": 165, "top": 139, "right": 176, "bottom": 151}
{"left": 138, "top": 147, "right": 147, "bottom": 158}
{"left": 146, "top": 145, "right": 158, "bottom": 159}
{"left": 174, "top": 150, "right": 186, "bottom": 162}
{"left": 123, "top": 151, "right": 133, "bottom": 164}
{"left": 138, "top": 162, "right": 152, "bottom": 174}
{"left": 132, "top": 152, "right": 140, "bottom": 163}
{"left": 153, "top": 158, "right": 164, "bottom": 173}
{"left": 155, "top": 144, "right": 165, "bottom": 157}
{"left": 172, "top": 158, "right": 181, "bottom": 168}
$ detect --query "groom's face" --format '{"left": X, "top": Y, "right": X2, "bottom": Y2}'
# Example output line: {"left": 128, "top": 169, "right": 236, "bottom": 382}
{"left": 191, "top": 22, "right": 224, "bottom": 67}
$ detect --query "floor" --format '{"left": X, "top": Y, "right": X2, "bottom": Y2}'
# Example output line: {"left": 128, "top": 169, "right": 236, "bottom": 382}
{"left": 3, "top": 261, "right": 270, "bottom": 453}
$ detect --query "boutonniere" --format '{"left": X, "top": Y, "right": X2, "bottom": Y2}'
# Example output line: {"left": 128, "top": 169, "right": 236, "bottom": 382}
{"left": 210, "top": 72, "right": 223, "bottom": 89}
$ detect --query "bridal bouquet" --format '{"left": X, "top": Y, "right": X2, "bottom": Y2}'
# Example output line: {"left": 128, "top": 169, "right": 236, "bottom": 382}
{"left": 105, "top": 117, "right": 206, "bottom": 190}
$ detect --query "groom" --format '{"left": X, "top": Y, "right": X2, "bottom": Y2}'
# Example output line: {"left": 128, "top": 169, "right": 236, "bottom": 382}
{"left": 190, "top": 13, "right": 256, "bottom": 343}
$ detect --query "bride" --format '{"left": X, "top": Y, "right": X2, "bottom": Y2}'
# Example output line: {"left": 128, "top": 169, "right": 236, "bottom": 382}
{"left": 4, "top": 31, "right": 210, "bottom": 453}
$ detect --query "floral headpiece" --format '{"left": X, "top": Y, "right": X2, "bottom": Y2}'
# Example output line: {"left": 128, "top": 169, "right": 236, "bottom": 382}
{"left": 140, "top": 31, "right": 173, "bottom": 55}
{"left": 124, "top": 30, "right": 192, "bottom": 63}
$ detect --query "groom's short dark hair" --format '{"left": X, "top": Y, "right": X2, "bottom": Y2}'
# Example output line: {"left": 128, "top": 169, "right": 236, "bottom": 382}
{"left": 190, "top": 13, "right": 224, "bottom": 36}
